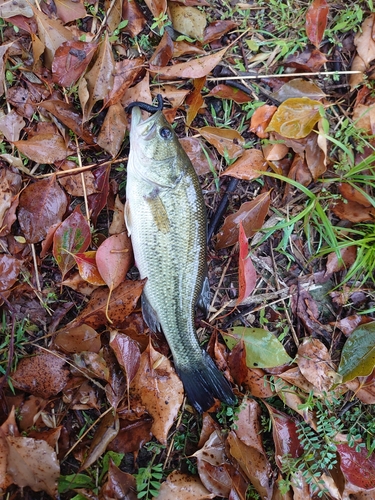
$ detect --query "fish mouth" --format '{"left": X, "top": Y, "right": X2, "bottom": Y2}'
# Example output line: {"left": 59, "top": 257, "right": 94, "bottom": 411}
{"left": 131, "top": 106, "right": 162, "bottom": 140}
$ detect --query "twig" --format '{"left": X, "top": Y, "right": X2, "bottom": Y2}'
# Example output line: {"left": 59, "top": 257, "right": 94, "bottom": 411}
{"left": 31, "top": 243, "right": 42, "bottom": 292}
{"left": 207, "top": 70, "right": 361, "bottom": 81}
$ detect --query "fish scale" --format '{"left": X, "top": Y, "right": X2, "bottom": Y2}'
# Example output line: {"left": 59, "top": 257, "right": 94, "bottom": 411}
{"left": 125, "top": 106, "right": 236, "bottom": 412}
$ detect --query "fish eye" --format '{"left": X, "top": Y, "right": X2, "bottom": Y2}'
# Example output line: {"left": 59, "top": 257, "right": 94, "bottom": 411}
{"left": 159, "top": 127, "right": 173, "bottom": 140}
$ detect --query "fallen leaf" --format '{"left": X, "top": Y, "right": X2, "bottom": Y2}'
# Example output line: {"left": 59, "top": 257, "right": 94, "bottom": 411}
{"left": 338, "top": 322, "right": 375, "bottom": 383}
{"left": 11, "top": 350, "right": 70, "bottom": 398}
{"left": 54, "top": 324, "right": 101, "bottom": 353}
{"left": 96, "top": 232, "right": 133, "bottom": 291}
{"left": 0, "top": 254, "right": 23, "bottom": 291}
{"left": 0, "top": 0, "right": 33, "bottom": 17}
{"left": 266, "top": 97, "right": 322, "bottom": 139}
{"left": 149, "top": 47, "right": 227, "bottom": 79}
{"left": 223, "top": 327, "right": 292, "bottom": 368}
{"left": 130, "top": 343, "right": 184, "bottom": 445}
{"left": 144, "top": 0, "right": 166, "bottom": 18}
{"left": 13, "top": 132, "right": 68, "bottom": 163}
{"left": 110, "top": 331, "right": 141, "bottom": 385}
{"left": 122, "top": 0, "right": 146, "bottom": 37}
{"left": 97, "top": 103, "right": 127, "bottom": 157}
{"left": 81, "top": 412, "right": 119, "bottom": 470}
{"left": 0, "top": 110, "right": 25, "bottom": 142}
{"left": 157, "top": 471, "right": 215, "bottom": 500}
{"left": 332, "top": 199, "right": 375, "bottom": 222}
{"left": 349, "top": 15, "right": 375, "bottom": 89}
{"left": 104, "top": 0, "right": 122, "bottom": 33}
{"left": 339, "top": 182, "right": 371, "bottom": 207}
{"left": 208, "top": 84, "right": 252, "bottom": 104}
{"left": 337, "top": 444, "right": 375, "bottom": 489}
{"left": 149, "top": 30, "right": 174, "bottom": 67}
{"left": 18, "top": 176, "right": 68, "bottom": 244}
{"left": 67, "top": 279, "right": 146, "bottom": 329}
{"left": 54, "top": 0, "right": 87, "bottom": 23}
{"left": 73, "top": 251, "right": 106, "bottom": 286}
{"left": 305, "top": 0, "right": 329, "bottom": 47}
{"left": 0, "top": 165, "right": 22, "bottom": 231}
{"left": 272, "top": 78, "right": 326, "bottom": 102}
{"left": 105, "top": 57, "right": 145, "bottom": 108}
{"left": 203, "top": 20, "right": 237, "bottom": 44}
{"left": 52, "top": 40, "right": 97, "bottom": 89}
{"left": 215, "top": 191, "right": 271, "bottom": 249}
{"left": 108, "top": 415, "right": 153, "bottom": 453}
{"left": 325, "top": 246, "right": 357, "bottom": 275}
{"left": 249, "top": 105, "right": 277, "bottom": 138}
{"left": 180, "top": 137, "right": 218, "bottom": 175}
{"left": 284, "top": 47, "right": 328, "bottom": 72}
{"left": 186, "top": 76, "right": 206, "bottom": 126}
{"left": 198, "top": 126, "right": 245, "bottom": 159}
{"left": 169, "top": 3, "right": 207, "bottom": 40}
{"left": 237, "top": 221, "right": 257, "bottom": 305}
{"left": 100, "top": 459, "right": 137, "bottom": 500}
{"left": 235, "top": 398, "right": 264, "bottom": 454}
{"left": 222, "top": 149, "right": 267, "bottom": 180}
{"left": 297, "top": 338, "right": 338, "bottom": 392}
{"left": 88, "top": 164, "right": 111, "bottom": 224}
{"left": 52, "top": 208, "right": 91, "bottom": 279}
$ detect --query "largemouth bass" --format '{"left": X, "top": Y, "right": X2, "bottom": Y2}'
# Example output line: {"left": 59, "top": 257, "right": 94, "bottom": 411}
{"left": 125, "top": 106, "right": 236, "bottom": 412}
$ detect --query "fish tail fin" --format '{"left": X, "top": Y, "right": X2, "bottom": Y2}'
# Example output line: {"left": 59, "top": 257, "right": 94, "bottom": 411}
{"left": 176, "top": 351, "right": 236, "bottom": 413}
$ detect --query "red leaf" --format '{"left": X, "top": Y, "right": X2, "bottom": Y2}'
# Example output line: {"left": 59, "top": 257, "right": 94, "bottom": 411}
{"left": 73, "top": 251, "right": 106, "bottom": 286}
{"left": 305, "top": 0, "right": 329, "bottom": 48}
{"left": 88, "top": 165, "right": 111, "bottom": 224}
{"left": 337, "top": 444, "right": 375, "bottom": 489}
{"left": 237, "top": 221, "right": 257, "bottom": 305}
{"left": 96, "top": 232, "right": 133, "bottom": 291}
{"left": 0, "top": 254, "right": 23, "bottom": 292}
{"left": 110, "top": 331, "right": 141, "bottom": 384}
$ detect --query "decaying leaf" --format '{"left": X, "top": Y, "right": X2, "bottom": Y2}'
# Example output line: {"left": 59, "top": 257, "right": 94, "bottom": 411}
{"left": 297, "top": 338, "right": 339, "bottom": 392}
{"left": 305, "top": 0, "right": 329, "bottom": 48}
{"left": 81, "top": 412, "right": 120, "bottom": 470}
{"left": 198, "top": 126, "right": 245, "bottom": 159}
{"left": 54, "top": 324, "right": 101, "bottom": 353}
{"left": 130, "top": 343, "right": 184, "bottom": 444}
{"left": 169, "top": 3, "right": 207, "bottom": 40}
{"left": 338, "top": 322, "right": 375, "bottom": 383}
{"left": 157, "top": 471, "right": 215, "bottom": 500}
{"left": 13, "top": 132, "right": 68, "bottom": 163}
{"left": 222, "top": 149, "right": 267, "bottom": 180}
{"left": 237, "top": 221, "right": 257, "bottom": 305}
{"left": 97, "top": 103, "right": 127, "bottom": 157}
{"left": 96, "top": 231, "right": 133, "bottom": 291}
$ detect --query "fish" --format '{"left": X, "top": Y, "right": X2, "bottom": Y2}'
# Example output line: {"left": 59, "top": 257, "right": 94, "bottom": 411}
{"left": 125, "top": 106, "right": 236, "bottom": 412}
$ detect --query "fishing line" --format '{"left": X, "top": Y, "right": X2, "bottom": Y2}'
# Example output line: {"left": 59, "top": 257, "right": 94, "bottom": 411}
{"left": 126, "top": 94, "right": 164, "bottom": 113}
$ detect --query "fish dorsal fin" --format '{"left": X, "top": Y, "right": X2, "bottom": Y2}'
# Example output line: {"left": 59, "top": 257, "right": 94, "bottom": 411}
{"left": 145, "top": 189, "right": 170, "bottom": 234}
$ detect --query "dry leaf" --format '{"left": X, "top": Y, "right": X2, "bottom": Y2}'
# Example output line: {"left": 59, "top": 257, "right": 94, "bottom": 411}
{"left": 297, "top": 338, "right": 339, "bottom": 392}
{"left": 169, "top": 4, "right": 207, "bottom": 40}
{"left": 97, "top": 103, "right": 127, "bottom": 157}
{"left": 222, "top": 149, "right": 267, "bottom": 180}
{"left": 157, "top": 471, "right": 215, "bottom": 500}
{"left": 198, "top": 126, "right": 245, "bottom": 159}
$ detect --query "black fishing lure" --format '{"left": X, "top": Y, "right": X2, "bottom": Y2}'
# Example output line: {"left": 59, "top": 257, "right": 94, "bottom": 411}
{"left": 126, "top": 94, "right": 164, "bottom": 113}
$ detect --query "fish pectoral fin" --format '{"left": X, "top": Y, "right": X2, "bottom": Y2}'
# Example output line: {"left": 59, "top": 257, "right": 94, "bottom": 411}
{"left": 144, "top": 192, "right": 170, "bottom": 234}
{"left": 124, "top": 200, "right": 132, "bottom": 235}
{"left": 141, "top": 293, "right": 161, "bottom": 332}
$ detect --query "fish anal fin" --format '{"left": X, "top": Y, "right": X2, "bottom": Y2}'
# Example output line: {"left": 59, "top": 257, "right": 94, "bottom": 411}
{"left": 141, "top": 293, "right": 161, "bottom": 332}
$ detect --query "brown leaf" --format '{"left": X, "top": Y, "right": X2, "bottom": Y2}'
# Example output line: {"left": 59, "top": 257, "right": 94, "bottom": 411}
{"left": 96, "top": 232, "right": 133, "bottom": 291}
{"left": 169, "top": 4, "right": 206, "bottom": 40}
{"left": 122, "top": 0, "right": 146, "bottom": 37}
{"left": 208, "top": 84, "right": 251, "bottom": 104}
{"left": 54, "top": 324, "right": 101, "bottom": 354}
{"left": 13, "top": 132, "right": 68, "bottom": 163}
{"left": 67, "top": 278, "right": 146, "bottom": 329}
{"left": 0, "top": 110, "right": 25, "bottom": 142}
{"left": 203, "top": 20, "right": 237, "bottom": 44}
{"left": 97, "top": 103, "right": 127, "bottom": 157}
{"left": 284, "top": 47, "right": 328, "bottom": 72}
{"left": 149, "top": 30, "right": 174, "bottom": 67}
{"left": 339, "top": 182, "right": 371, "bottom": 207}
{"left": 157, "top": 471, "right": 215, "bottom": 500}
{"left": 11, "top": 350, "right": 70, "bottom": 398}
{"left": 249, "top": 105, "right": 277, "bottom": 138}
{"left": 0, "top": 431, "right": 60, "bottom": 497}
{"left": 272, "top": 78, "right": 326, "bottom": 102}
{"left": 130, "top": 343, "right": 184, "bottom": 445}
{"left": 297, "top": 338, "right": 338, "bottom": 392}
{"left": 235, "top": 398, "right": 264, "bottom": 454}
{"left": 18, "top": 176, "right": 68, "bottom": 244}
{"left": 58, "top": 161, "right": 98, "bottom": 196}
{"left": 110, "top": 331, "right": 141, "bottom": 384}
{"left": 54, "top": 0, "right": 87, "bottom": 23}
{"left": 198, "top": 126, "right": 245, "bottom": 159}
{"left": 305, "top": 0, "right": 329, "bottom": 48}
{"left": 227, "top": 430, "right": 273, "bottom": 499}
{"left": 193, "top": 430, "right": 232, "bottom": 498}
{"left": 222, "top": 149, "right": 267, "bottom": 180}
{"left": 144, "top": 0, "right": 166, "bottom": 18}
{"left": 186, "top": 76, "right": 206, "bottom": 126}
{"left": 100, "top": 459, "right": 137, "bottom": 500}
{"left": 81, "top": 412, "right": 119, "bottom": 470}
{"left": 215, "top": 191, "right": 271, "bottom": 249}
{"left": 0, "top": 254, "right": 23, "bottom": 292}
{"left": 80, "top": 33, "right": 115, "bottom": 122}
{"left": 105, "top": 58, "right": 145, "bottom": 108}
{"left": 332, "top": 199, "right": 375, "bottom": 222}
{"left": 237, "top": 221, "right": 257, "bottom": 305}
{"left": 243, "top": 368, "right": 274, "bottom": 398}
{"left": 88, "top": 164, "right": 111, "bottom": 225}
{"left": 180, "top": 137, "right": 218, "bottom": 175}
{"left": 108, "top": 415, "right": 153, "bottom": 453}
{"left": 325, "top": 246, "right": 357, "bottom": 275}
{"left": 149, "top": 47, "right": 227, "bottom": 79}
{"left": 31, "top": 6, "right": 73, "bottom": 68}
{"left": 109, "top": 195, "right": 126, "bottom": 235}
{"left": 104, "top": 0, "right": 122, "bottom": 33}
{"left": 0, "top": 165, "right": 21, "bottom": 231}
{"left": 52, "top": 40, "right": 98, "bottom": 89}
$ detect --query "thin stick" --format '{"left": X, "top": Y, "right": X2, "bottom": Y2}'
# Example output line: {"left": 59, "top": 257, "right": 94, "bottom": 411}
{"left": 31, "top": 243, "right": 42, "bottom": 292}
{"left": 207, "top": 70, "right": 361, "bottom": 81}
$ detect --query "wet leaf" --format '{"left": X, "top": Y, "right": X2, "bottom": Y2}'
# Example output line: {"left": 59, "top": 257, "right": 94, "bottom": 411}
{"left": 100, "top": 459, "right": 137, "bottom": 500}
{"left": 54, "top": 0, "right": 87, "bottom": 23}
{"left": 149, "top": 47, "right": 227, "bottom": 79}
{"left": 193, "top": 431, "right": 232, "bottom": 498}
{"left": 31, "top": 6, "right": 73, "bottom": 68}
{"left": 144, "top": 0, "right": 166, "bottom": 18}
{"left": 0, "top": 110, "right": 25, "bottom": 142}
{"left": 18, "top": 176, "right": 68, "bottom": 244}
{"left": 52, "top": 208, "right": 91, "bottom": 279}
{"left": 285, "top": 47, "right": 328, "bottom": 72}
{"left": 215, "top": 191, "right": 271, "bottom": 249}
{"left": 237, "top": 221, "right": 257, "bottom": 305}
{"left": 110, "top": 331, "right": 141, "bottom": 385}
{"left": 222, "top": 149, "right": 267, "bottom": 180}
{"left": 0, "top": 432, "right": 60, "bottom": 497}
{"left": 149, "top": 30, "right": 174, "bottom": 67}
{"left": 40, "top": 100, "right": 96, "bottom": 145}
{"left": 180, "top": 137, "right": 218, "bottom": 175}
{"left": 249, "top": 105, "right": 277, "bottom": 138}
{"left": 130, "top": 343, "right": 184, "bottom": 445}
{"left": 332, "top": 199, "right": 375, "bottom": 223}
{"left": 338, "top": 322, "right": 375, "bottom": 383}
{"left": 54, "top": 324, "right": 101, "bottom": 353}
{"left": 108, "top": 415, "right": 153, "bottom": 453}
{"left": 297, "top": 338, "right": 339, "bottom": 392}
{"left": 208, "top": 84, "right": 251, "bottom": 104}
{"left": 67, "top": 279, "right": 146, "bottom": 329}
{"left": 11, "top": 350, "right": 70, "bottom": 398}
{"left": 235, "top": 398, "right": 264, "bottom": 454}
{"left": 305, "top": 0, "right": 329, "bottom": 47}
{"left": 52, "top": 41, "right": 98, "bottom": 88}
{"left": 223, "top": 327, "right": 293, "bottom": 368}
{"left": 266, "top": 97, "right": 322, "bottom": 139}
{"left": 81, "top": 412, "right": 119, "bottom": 470}
{"left": 96, "top": 232, "right": 133, "bottom": 291}
{"left": 272, "top": 78, "right": 326, "bottom": 102}
{"left": 80, "top": 33, "right": 115, "bottom": 122}
{"left": 186, "top": 77, "right": 206, "bottom": 126}
{"left": 13, "top": 132, "right": 68, "bottom": 163}
{"left": 337, "top": 444, "right": 375, "bottom": 489}
{"left": 88, "top": 164, "right": 111, "bottom": 224}
{"left": 0, "top": 254, "right": 23, "bottom": 291}
{"left": 203, "top": 20, "right": 237, "bottom": 43}
{"left": 122, "top": 0, "right": 146, "bottom": 37}
{"left": 105, "top": 57, "right": 145, "bottom": 107}
{"left": 198, "top": 126, "right": 245, "bottom": 159}
{"left": 157, "top": 471, "right": 215, "bottom": 500}
{"left": 227, "top": 430, "right": 273, "bottom": 499}
{"left": 227, "top": 340, "right": 249, "bottom": 387}
{"left": 73, "top": 251, "right": 106, "bottom": 286}
{"left": 169, "top": 4, "right": 207, "bottom": 40}
{"left": 266, "top": 405, "right": 303, "bottom": 469}
{"left": 97, "top": 103, "right": 127, "bottom": 157}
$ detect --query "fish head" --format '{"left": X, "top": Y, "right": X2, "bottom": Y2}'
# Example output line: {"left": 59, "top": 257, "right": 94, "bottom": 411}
{"left": 129, "top": 107, "right": 184, "bottom": 187}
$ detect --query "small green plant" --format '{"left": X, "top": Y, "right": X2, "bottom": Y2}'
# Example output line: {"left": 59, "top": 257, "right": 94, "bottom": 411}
{"left": 135, "top": 463, "right": 164, "bottom": 499}
{"left": 216, "top": 402, "right": 240, "bottom": 429}
{"left": 150, "top": 12, "right": 171, "bottom": 36}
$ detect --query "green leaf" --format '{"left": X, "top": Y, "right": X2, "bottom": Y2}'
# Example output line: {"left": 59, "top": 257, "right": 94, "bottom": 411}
{"left": 58, "top": 473, "right": 95, "bottom": 493}
{"left": 338, "top": 322, "right": 375, "bottom": 382}
{"left": 223, "top": 327, "right": 293, "bottom": 368}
